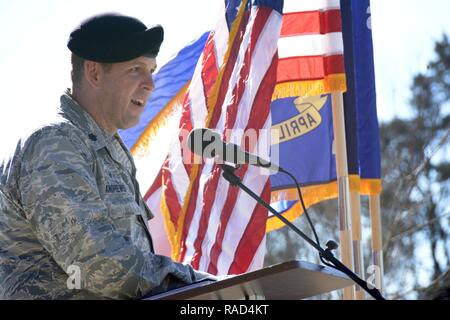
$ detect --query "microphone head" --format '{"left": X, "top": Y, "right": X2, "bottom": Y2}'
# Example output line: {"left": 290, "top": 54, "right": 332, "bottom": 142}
{"left": 186, "top": 128, "right": 221, "bottom": 159}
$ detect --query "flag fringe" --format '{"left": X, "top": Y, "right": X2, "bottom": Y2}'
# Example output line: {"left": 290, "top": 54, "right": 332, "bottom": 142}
{"left": 271, "top": 74, "right": 347, "bottom": 100}
{"left": 360, "top": 179, "right": 382, "bottom": 195}
{"left": 159, "top": 186, "right": 181, "bottom": 260}
{"left": 267, "top": 176, "right": 382, "bottom": 232}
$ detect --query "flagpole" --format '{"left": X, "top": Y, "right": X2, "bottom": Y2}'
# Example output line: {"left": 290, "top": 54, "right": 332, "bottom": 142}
{"left": 331, "top": 92, "right": 355, "bottom": 300}
{"left": 369, "top": 194, "right": 384, "bottom": 295}
{"left": 350, "top": 189, "right": 365, "bottom": 300}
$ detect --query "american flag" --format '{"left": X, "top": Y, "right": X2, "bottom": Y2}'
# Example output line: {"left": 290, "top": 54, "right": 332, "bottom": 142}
{"left": 145, "top": 0, "right": 283, "bottom": 275}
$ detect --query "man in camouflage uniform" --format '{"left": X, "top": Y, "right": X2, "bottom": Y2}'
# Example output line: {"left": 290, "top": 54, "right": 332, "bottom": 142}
{"left": 0, "top": 13, "right": 213, "bottom": 299}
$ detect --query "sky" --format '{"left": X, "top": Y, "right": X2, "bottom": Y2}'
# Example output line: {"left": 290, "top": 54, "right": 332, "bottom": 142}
{"left": 0, "top": 0, "right": 449, "bottom": 160}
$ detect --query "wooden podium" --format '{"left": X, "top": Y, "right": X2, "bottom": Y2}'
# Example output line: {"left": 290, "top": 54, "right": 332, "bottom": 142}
{"left": 147, "top": 260, "right": 353, "bottom": 300}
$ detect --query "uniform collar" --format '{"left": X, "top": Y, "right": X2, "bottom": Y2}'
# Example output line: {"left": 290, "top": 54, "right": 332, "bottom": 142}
{"left": 59, "top": 91, "right": 135, "bottom": 171}
{"left": 60, "top": 90, "right": 112, "bottom": 151}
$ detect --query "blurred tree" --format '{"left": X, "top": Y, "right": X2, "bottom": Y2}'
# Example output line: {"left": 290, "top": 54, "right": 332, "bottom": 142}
{"left": 264, "top": 35, "right": 450, "bottom": 300}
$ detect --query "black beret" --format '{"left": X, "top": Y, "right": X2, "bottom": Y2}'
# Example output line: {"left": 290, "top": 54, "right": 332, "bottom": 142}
{"left": 68, "top": 13, "right": 164, "bottom": 63}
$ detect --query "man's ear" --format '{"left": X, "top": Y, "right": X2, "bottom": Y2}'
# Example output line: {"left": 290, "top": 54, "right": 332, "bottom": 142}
{"left": 84, "top": 60, "right": 103, "bottom": 88}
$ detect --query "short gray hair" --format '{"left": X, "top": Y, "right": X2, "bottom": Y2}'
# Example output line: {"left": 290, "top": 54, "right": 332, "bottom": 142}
{"left": 70, "top": 54, "right": 112, "bottom": 89}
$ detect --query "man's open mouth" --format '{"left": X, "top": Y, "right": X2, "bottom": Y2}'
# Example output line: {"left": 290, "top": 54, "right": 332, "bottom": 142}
{"left": 131, "top": 99, "right": 144, "bottom": 106}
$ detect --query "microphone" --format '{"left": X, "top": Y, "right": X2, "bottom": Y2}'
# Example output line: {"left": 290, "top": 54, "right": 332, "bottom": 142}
{"left": 186, "top": 128, "right": 281, "bottom": 172}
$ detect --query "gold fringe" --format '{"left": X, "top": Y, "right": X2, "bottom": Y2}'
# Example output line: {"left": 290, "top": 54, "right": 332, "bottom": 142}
{"left": 267, "top": 181, "right": 339, "bottom": 232}
{"left": 159, "top": 182, "right": 180, "bottom": 260}
{"left": 349, "top": 175, "right": 361, "bottom": 192}
{"left": 360, "top": 179, "right": 382, "bottom": 195}
{"left": 267, "top": 176, "right": 382, "bottom": 232}
{"left": 272, "top": 74, "right": 347, "bottom": 100}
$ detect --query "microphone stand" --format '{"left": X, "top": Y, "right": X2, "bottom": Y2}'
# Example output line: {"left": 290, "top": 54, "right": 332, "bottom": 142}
{"left": 220, "top": 164, "right": 386, "bottom": 301}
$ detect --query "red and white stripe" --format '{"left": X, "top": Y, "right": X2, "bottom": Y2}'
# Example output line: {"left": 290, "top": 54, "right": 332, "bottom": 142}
{"left": 278, "top": 0, "right": 344, "bottom": 83}
{"left": 182, "top": 4, "right": 281, "bottom": 275}
{"left": 146, "top": 1, "right": 282, "bottom": 275}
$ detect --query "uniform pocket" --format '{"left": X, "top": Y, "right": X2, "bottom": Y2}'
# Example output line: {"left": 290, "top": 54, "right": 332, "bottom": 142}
{"left": 103, "top": 194, "right": 153, "bottom": 251}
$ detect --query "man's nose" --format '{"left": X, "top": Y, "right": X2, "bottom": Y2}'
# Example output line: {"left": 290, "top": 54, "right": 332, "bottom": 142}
{"left": 141, "top": 74, "right": 155, "bottom": 92}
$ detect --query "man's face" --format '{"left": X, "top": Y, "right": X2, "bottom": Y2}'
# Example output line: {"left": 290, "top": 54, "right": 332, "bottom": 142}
{"left": 97, "top": 56, "right": 157, "bottom": 132}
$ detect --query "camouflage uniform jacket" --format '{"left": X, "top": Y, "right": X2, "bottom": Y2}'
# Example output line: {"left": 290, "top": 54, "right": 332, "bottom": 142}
{"left": 0, "top": 93, "right": 205, "bottom": 299}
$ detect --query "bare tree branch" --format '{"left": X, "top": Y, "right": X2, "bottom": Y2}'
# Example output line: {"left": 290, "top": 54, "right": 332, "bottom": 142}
{"left": 390, "top": 268, "right": 450, "bottom": 300}
{"left": 388, "top": 211, "right": 450, "bottom": 244}
{"left": 408, "top": 128, "right": 450, "bottom": 180}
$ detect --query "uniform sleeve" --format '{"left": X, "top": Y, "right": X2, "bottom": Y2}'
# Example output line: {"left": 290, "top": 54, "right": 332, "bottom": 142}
{"left": 18, "top": 128, "right": 201, "bottom": 299}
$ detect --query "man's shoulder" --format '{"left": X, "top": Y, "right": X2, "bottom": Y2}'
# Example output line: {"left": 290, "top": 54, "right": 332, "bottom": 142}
{"left": 21, "top": 121, "right": 92, "bottom": 162}
{"left": 0, "top": 121, "right": 91, "bottom": 194}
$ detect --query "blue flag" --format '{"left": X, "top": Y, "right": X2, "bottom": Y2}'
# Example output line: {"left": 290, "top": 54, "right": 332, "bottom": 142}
{"left": 341, "top": 0, "right": 382, "bottom": 195}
